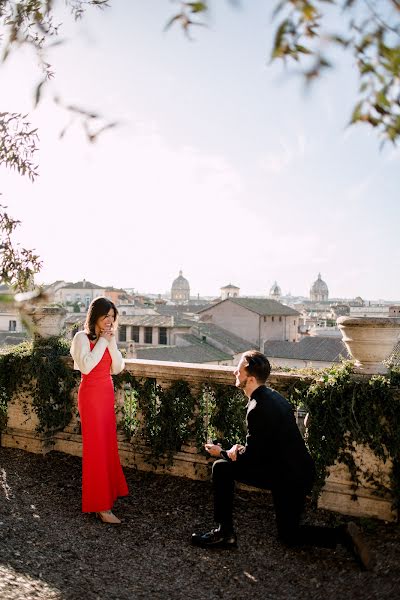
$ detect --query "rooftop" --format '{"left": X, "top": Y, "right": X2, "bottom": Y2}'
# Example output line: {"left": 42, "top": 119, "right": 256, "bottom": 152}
{"left": 154, "top": 304, "right": 210, "bottom": 326}
{"left": 264, "top": 337, "right": 351, "bottom": 362}
{"left": 387, "top": 341, "right": 400, "bottom": 367}
{"left": 198, "top": 297, "right": 300, "bottom": 317}
{"left": 136, "top": 337, "right": 231, "bottom": 363}
{"left": 190, "top": 322, "right": 254, "bottom": 355}
{"left": 60, "top": 280, "right": 104, "bottom": 290}
{"left": 118, "top": 315, "right": 175, "bottom": 327}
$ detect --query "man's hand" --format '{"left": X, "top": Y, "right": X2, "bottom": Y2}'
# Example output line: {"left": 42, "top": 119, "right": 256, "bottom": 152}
{"left": 226, "top": 444, "right": 245, "bottom": 461}
{"left": 204, "top": 443, "right": 222, "bottom": 458}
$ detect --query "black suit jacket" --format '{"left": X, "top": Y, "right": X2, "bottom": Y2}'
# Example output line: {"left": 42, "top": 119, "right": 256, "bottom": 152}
{"left": 230, "top": 385, "right": 315, "bottom": 491}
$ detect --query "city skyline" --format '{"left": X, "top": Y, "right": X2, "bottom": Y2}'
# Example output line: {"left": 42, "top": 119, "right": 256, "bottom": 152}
{"left": 42, "top": 272, "right": 400, "bottom": 304}
{"left": 2, "top": 2, "right": 399, "bottom": 300}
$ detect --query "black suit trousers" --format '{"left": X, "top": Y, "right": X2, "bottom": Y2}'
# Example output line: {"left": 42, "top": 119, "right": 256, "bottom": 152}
{"left": 212, "top": 458, "right": 340, "bottom": 548}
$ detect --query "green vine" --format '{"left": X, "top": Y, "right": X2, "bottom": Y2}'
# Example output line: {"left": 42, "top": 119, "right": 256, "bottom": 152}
{"left": 30, "top": 337, "right": 78, "bottom": 436}
{"left": 292, "top": 362, "right": 400, "bottom": 509}
{"left": 113, "top": 373, "right": 197, "bottom": 463}
{"left": 113, "top": 374, "right": 246, "bottom": 463}
{"left": 2, "top": 344, "right": 400, "bottom": 511}
{"left": 200, "top": 382, "right": 247, "bottom": 449}
{"left": 0, "top": 340, "right": 32, "bottom": 431}
{"left": 0, "top": 336, "right": 78, "bottom": 439}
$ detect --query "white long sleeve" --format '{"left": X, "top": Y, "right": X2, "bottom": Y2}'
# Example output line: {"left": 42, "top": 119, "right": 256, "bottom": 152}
{"left": 108, "top": 335, "right": 125, "bottom": 375}
{"left": 70, "top": 331, "right": 109, "bottom": 375}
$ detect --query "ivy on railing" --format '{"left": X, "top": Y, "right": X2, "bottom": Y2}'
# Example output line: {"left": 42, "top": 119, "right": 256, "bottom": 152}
{"left": 200, "top": 382, "right": 246, "bottom": 448}
{"left": 113, "top": 372, "right": 197, "bottom": 463}
{"left": 113, "top": 372, "right": 245, "bottom": 463}
{"left": 0, "top": 336, "right": 78, "bottom": 439}
{"left": 289, "top": 362, "right": 400, "bottom": 509}
{"left": 0, "top": 340, "right": 31, "bottom": 431}
{"left": 2, "top": 340, "right": 400, "bottom": 510}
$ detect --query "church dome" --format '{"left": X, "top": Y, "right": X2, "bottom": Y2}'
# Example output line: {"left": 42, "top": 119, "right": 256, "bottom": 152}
{"left": 171, "top": 270, "right": 190, "bottom": 303}
{"left": 310, "top": 273, "right": 329, "bottom": 302}
{"left": 269, "top": 281, "right": 281, "bottom": 299}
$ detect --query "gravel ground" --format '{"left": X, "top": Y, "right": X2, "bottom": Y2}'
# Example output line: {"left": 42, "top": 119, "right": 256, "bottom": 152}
{"left": 0, "top": 447, "right": 399, "bottom": 600}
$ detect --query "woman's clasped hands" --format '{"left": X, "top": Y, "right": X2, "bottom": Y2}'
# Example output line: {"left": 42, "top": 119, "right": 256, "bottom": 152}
{"left": 100, "top": 323, "right": 114, "bottom": 342}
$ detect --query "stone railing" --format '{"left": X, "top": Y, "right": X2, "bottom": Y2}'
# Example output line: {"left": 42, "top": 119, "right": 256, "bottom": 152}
{"left": 1, "top": 358, "right": 397, "bottom": 522}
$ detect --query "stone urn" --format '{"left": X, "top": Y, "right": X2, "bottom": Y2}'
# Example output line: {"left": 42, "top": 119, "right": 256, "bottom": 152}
{"left": 20, "top": 305, "right": 67, "bottom": 338}
{"left": 337, "top": 316, "right": 400, "bottom": 374}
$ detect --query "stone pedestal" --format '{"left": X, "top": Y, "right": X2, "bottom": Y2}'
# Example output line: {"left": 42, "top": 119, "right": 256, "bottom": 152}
{"left": 337, "top": 316, "right": 400, "bottom": 374}
{"left": 19, "top": 305, "right": 67, "bottom": 338}
{"left": 318, "top": 442, "right": 396, "bottom": 522}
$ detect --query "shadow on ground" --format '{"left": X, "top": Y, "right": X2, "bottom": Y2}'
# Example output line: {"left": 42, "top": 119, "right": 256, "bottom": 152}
{"left": 0, "top": 448, "right": 399, "bottom": 600}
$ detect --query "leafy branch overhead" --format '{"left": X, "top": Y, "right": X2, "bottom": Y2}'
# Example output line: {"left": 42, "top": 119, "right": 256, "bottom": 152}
{"left": 0, "top": 1, "right": 115, "bottom": 142}
{"left": 0, "top": 2, "right": 111, "bottom": 292}
{"left": 0, "top": 204, "right": 42, "bottom": 291}
{"left": 167, "top": 0, "right": 400, "bottom": 144}
{"left": 0, "top": 112, "right": 39, "bottom": 181}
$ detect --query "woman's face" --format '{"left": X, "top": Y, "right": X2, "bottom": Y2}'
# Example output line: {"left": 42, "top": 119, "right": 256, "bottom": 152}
{"left": 95, "top": 308, "right": 115, "bottom": 333}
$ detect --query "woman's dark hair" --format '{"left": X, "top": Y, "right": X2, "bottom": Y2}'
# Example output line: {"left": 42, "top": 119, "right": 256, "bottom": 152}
{"left": 242, "top": 350, "right": 271, "bottom": 383}
{"left": 84, "top": 297, "right": 118, "bottom": 341}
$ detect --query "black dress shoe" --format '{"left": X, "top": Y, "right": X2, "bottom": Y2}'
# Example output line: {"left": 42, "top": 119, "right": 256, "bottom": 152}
{"left": 342, "top": 522, "right": 376, "bottom": 571}
{"left": 191, "top": 527, "right": 237, "bottom": 549}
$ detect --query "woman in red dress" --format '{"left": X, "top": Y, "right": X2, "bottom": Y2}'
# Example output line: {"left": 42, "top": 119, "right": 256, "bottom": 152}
{"left": 70, "top": 296, "right": 128, "bottom": 524}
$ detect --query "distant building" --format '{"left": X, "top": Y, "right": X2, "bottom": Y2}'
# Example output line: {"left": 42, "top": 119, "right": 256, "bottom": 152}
{"left": 64, "top": 306, "right": 193, "bottom": 349}
{"left": 171, "top": 270, "right": 190, "bottom": 304}
{"left": 308, "top": 324, "right": 341, "bottom": 337}
{"left": 310, "top": 273, "right": 329, "bottom": 302}
{"left": 330, "top": 304, "right": 351, "bottom": 318}
{"left": 269, "top": 281, "right": 282, "bottom": 301}
{"left": 104, "top": 287, "right": 133, "bottom": 306}
{"left": 353, "top": 296, "right": 364, "bottom": 307}
{"left": 389, "top": 306, "right": 400, "bottom": 317}
{"left": 197, "top": 297, "right": 300, "bottom": 349}
{"left": 264, "top": 337, "right": 350, "bottom": 370}
{"left": 0, "top": 285, "right": 28, "bottom": 345}
{"left": 54, "top": 279, "right": 106, "bottom": 309}
{"left": 349, "top": 305, "right": 389, "bottom": 318}
{"left": 220, "top": 284, "right": 240, "bottom": 300}
{"left": 44, "top": 280, "right": 67, "bottom": 301}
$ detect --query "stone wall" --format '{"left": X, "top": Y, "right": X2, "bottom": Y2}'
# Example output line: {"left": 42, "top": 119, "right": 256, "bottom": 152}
{"left": 1, "top": 358, "right": 397, "bottom": 522}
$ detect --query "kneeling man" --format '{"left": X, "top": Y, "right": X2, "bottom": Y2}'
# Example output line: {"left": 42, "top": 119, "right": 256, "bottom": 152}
{"left": 191, "top": 351, "right": 374, "bottom": 570}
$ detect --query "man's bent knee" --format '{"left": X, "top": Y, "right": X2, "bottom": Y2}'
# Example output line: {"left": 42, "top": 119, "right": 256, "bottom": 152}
{"left": 212, "top": 458, "right": 232, "bottom": 479}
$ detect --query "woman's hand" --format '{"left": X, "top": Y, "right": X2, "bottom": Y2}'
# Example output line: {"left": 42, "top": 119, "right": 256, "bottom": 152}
{"left": 100, "top": 325, "right": 114, "bottom": 342}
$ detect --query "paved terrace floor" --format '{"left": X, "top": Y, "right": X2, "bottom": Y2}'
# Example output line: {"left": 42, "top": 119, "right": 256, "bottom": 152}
{"left": 0, "top": 448, "right": 399, "bottom": 600}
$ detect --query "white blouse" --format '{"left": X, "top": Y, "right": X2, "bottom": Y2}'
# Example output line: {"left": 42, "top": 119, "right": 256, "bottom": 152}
{"left": 70, "top": 330, "right": 125, "bottom": 375}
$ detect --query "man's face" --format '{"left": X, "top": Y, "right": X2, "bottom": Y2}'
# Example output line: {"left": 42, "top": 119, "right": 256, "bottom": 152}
{"left": 234, "top": 357, "right": 249, "bottom": 391}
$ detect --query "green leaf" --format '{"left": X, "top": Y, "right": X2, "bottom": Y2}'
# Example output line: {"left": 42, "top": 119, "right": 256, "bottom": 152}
{"left": 271, "top": 19, "right": 289, "bottom": 59}
{"left": 34, "top": 79, "right": 46, "bottom": 108}
{"left": 350, "top": 101, "right": 363, "bottom": 124}
{"left": 295, "top": 44, "right": 312, "bottom": 55}
{"left": 185, "top": 2, "right": 208, "bottom": 13}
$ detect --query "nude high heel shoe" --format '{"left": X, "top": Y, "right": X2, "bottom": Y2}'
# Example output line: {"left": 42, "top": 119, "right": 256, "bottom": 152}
{"left": 96, "top": 510, "right": 121, "bottom": 524}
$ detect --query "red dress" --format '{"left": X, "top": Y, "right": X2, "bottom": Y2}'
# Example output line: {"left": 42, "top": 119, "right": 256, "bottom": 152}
{"left": 78, "top": 340, "right": 128, "bottom": 512}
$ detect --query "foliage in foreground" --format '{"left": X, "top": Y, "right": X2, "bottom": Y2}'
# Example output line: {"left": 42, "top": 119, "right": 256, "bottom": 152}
{"left": 169, "top": 1, "right": 400, "bottom": 145}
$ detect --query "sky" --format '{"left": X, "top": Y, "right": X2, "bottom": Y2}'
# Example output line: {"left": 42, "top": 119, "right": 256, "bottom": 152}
{"left": 1, "top": 0, "right": 399, "bottom": 301}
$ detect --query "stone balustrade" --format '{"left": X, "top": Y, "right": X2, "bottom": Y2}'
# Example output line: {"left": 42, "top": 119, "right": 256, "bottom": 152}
{"left": 1, "top": 358, "right": 397, "bottom": 522}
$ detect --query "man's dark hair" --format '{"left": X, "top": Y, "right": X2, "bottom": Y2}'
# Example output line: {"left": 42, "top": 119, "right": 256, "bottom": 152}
{"left": 242, "top": 350, "right": 271, "bottom": 383}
